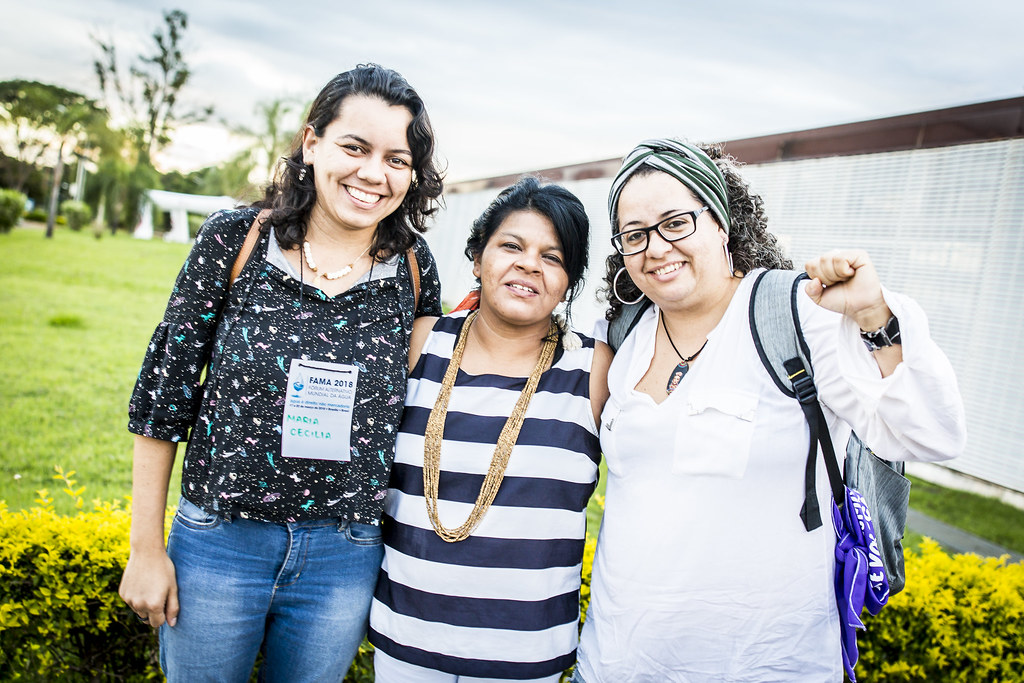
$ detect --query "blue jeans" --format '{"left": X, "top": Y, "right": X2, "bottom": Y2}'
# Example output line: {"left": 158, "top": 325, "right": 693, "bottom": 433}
{"left": 160, "top": 497, "right": 383, "bottom": 682}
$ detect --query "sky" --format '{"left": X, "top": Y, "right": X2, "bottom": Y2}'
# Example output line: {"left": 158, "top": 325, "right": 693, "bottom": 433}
{"left": 2, "top": 0, "right": 1022, "bottom": 182}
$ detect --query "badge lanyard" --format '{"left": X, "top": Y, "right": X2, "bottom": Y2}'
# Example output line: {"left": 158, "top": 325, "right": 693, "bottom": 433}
{"left": 279, "top": 250, "right": 373, "bottom": 462}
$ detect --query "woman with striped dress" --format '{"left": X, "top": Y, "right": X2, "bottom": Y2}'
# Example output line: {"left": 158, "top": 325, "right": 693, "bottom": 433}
{"left": 369, "top": 177, "right": 612, "bottom": 682}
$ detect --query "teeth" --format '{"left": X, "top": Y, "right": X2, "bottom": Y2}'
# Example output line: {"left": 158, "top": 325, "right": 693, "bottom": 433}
{"left": 347, "top": 186, "right": 381, "bottom": 204}
{"left": 654, "top": 263, "right": 682, "bottom": 276}
{"left": 509, "top": 283, "right": 536, "bottom": 293}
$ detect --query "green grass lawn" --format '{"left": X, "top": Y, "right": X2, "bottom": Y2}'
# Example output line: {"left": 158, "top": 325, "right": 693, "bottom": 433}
{"left": 907, "top": 475, "right": 1024, "bottom": 553}
{"left": 0, "top": 224, "right": 191, "bottom": 513}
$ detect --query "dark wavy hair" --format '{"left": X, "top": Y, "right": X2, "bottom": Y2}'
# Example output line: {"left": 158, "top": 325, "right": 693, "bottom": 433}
{"left": 602, "top": 142, "right": 792, "bottom": 321}
{"left": 465, "top": 176, "right": 591, "bottom": 311}
{"left": 256, "top": 64, "right": 444, "bottom": 258}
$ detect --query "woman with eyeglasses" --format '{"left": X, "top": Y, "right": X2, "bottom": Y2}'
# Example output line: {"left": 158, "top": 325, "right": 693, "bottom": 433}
{"left": 571, "top": 139, "right": 965, "bottom": 682}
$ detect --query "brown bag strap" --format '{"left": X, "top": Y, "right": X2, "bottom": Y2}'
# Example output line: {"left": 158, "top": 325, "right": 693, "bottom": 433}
{"left": 407, "top": 246, "right": 421, "bottom": 312}
{"left": 230, "top": 209, "right": 271, "bottom": 285}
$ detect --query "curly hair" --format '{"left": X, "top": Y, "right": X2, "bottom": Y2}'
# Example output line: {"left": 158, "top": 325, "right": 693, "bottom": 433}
{"left": 255, "top": 64, "right": 444, "bottom": 259}
{"left": 602, "top": 142, "right": 792, "bottom": 322}
{"left": 465, "top": 176, "right": 591, "bottom": 310}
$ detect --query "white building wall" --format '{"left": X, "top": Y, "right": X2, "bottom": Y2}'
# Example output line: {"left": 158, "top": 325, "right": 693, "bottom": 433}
{"left": 741, "top": 139, "right": 1024, "bottom": 494}
{"left": 423, "top": 138, "right": 1024, "bottom": 493}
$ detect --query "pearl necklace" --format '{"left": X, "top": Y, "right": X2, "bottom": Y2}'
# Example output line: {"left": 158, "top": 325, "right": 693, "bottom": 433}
{"left": 301, "top": 240, "right": 372, "bottom": 285}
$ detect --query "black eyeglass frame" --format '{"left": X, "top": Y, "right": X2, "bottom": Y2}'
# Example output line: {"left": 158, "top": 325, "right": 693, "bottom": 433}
{"left": 610, "top": 206, "right": 710, "bottom": 256}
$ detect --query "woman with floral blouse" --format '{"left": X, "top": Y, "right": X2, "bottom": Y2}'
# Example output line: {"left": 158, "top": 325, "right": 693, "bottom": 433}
{"left": 118, "top": 64, "right": 444, "bottom": 682}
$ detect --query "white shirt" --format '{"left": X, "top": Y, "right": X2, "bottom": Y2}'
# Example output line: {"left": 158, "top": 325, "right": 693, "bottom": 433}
{"left": 576, "top": 272, "right": 965, "bottom": 683}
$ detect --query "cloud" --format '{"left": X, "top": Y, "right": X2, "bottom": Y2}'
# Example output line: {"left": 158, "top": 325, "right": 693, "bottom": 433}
{"left": 3, "top": 0, "right": 1021, "bottom": 181}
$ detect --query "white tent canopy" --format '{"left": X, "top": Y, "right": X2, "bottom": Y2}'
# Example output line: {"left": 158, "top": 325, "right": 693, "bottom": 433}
{"left": 133, "top": 189, "right": 237, "bottom": 243}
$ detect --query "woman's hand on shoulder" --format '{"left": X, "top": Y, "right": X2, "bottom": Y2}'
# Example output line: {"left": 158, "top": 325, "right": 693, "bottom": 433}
{"left": 590, "top": 340, "right": 613, "bottom": 426}
{"left": 804, "top": 250, "right": 892, "bottom": 331}
{"left": 408, "top": 315, "right": 439, "bottom": 373}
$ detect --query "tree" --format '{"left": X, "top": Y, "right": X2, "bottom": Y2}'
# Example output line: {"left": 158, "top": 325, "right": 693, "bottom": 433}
{"left": 234, "top": 97, "right": 304, "bottom": 182}
{"left": 0, "top": 81, "right": 94, "bottom": 193}
{"left": 42, "top": 99, "right": 107, "bottom": 238}
{"left": 0, "top": 80, "right": 107, "bottom": 237}
{"left": 92, "top": 8, "right": 211, "bottom": 166}
{"left": 162, "top": 150, "right": 258, "bottom": 201}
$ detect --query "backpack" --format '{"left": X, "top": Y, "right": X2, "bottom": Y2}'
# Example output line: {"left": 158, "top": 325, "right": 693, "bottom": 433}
{"left": 606, "top": 269, "right": 911, "bottom": 594}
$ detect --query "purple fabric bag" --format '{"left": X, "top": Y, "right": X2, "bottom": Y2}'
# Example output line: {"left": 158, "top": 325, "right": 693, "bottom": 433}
{"left": 832, "top": 486, "right": 890, "bottom": 681}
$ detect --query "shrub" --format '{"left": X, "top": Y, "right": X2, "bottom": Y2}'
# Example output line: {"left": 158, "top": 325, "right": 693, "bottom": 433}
{"left": 61, "top": 200, "right": 93, "bottom": 232}
{"left": 0, "top": 470, "right": 158, "bottom": 680}
{"left": 858, "top": 539, "right": 1024, "bottom": 682}
{"left": 0, "top": 468, "right": 376, "bottom": 681}
{"left": 24, "top": 208, "right": 48, "bottom": 222}
{"left": 0, "top": 189, "right": 27, "bottom": 233}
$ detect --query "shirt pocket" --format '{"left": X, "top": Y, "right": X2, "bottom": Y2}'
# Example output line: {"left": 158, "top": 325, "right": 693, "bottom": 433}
{"left": 673, "top": 389, "right": 759, "bottom": 479}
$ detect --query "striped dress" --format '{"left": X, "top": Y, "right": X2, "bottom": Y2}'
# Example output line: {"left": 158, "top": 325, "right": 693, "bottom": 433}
{"left": 369, "top": 311, "right": 601, "bottom": 679}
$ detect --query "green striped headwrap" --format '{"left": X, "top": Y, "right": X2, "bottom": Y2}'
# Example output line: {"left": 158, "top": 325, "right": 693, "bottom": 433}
{"left": 608, "top": 139, "right": 730, "bottom": 235}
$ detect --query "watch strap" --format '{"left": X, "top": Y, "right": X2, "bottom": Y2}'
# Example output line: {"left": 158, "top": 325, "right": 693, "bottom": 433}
{"left": 860, "top": 315, "right": 901, "bottom": 352}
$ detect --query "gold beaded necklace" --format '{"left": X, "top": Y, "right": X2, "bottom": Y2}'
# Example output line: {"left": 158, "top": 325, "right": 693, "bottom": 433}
{"left": 423, "top": 310, "right": 558, "bottom": 542}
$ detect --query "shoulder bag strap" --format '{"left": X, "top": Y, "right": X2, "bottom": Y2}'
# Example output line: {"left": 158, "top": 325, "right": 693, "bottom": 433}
{"left": 406, "top": 246, "right": 421, "bottom": 313}
{"left": 230, "top": 208, "right": 270, "bottom": 286}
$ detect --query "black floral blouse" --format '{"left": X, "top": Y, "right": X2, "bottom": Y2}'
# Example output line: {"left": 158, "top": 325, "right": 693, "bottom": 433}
{"left": 129, "top": 207, "right": 442, "bottom": 523}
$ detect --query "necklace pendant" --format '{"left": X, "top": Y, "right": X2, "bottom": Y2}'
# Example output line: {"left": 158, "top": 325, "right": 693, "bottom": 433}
{"left": 666, "top": 362, "right": 689, "bottom": 393}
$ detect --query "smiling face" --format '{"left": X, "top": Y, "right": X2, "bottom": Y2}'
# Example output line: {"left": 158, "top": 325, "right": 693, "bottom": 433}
{"left": 302, "top": 94, "right": 414, "bottom": 235}
{"left": 473, "top": 210, "right": 570, "bottom": 330}
{"left": 617, "top": 171, "right": 732, "bottom": 312}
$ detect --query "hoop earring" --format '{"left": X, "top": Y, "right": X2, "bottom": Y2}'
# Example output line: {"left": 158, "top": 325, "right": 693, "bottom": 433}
{"left": 613, "top": 266, "right": 646, "bottom": 305}
{"left": 723, "top": 243, "right": 735, "bottom": 276}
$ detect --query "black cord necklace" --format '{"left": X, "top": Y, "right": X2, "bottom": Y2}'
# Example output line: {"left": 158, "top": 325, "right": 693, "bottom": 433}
{"left": 661, "top": 312, "right": 708, "bottom": 394}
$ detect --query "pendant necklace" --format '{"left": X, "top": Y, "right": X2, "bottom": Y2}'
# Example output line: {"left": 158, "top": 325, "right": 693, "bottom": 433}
{"left": 302, "top": 240, "right": 372, "bottom": 286}
{"left": 661, "top": 312, "right": 708, "bottom": 394}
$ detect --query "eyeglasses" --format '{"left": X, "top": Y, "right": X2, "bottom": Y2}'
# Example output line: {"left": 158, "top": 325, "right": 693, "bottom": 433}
{"left": 611, "top": 207, "right": 710, "bottom": 256}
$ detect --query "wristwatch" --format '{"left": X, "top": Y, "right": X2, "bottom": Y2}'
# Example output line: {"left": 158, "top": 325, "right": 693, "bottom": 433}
{"left": 860, "top": 315, "right": 901, "bottom": 352}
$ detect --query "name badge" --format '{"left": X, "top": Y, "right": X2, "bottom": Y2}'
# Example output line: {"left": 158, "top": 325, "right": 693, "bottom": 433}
{"left": 281, "top": 359, "right": 358, "bottom": 462}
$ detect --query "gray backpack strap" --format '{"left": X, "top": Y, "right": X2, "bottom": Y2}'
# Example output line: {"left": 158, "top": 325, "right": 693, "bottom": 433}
{"left": 749, "top": 269, "right": 812, "bottom": 395}
{"left": 749, "top": 270, "right": 844, "bottom": 532}
{"left": 607, "top": 300, "right": 652, "bottom": 352}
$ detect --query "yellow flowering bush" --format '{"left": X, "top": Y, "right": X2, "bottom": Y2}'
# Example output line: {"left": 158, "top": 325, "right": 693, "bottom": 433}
{"left": 0, "top": 469, "right": 159, "bottom": 680}
{"left": 858, "top": 539, "right": 1024, "bottom": 682}
{"left": 0, "top": 468, "right": 376, "bottom": 681}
